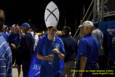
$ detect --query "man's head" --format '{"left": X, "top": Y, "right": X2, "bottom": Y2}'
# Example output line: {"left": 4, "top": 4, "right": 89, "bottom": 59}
{"left": 82, "top": 20, "right": 94, "bottom": 35}
{"left": 0, "top": 9, "right": 5, "bottom": 30}
{"left": 47, "top": 26, "right": 57, "bottom": 38}
{"left": 62, "top": 26, "right": 71, "bottom": 36}
{"left": 15, "top": 24, "right": 21, "bottom": 33}
{"left": 21, "top": 22, "right": 31, "bottom": 33}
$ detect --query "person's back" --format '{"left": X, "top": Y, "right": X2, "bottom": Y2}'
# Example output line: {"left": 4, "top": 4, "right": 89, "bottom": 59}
{"left": 0, "top": 34, "right": 12, "bottom": 77}
{"left": 8, "top": 32, "right": 20, "bottom": 63}
{"left": 21, "top": 32, "right": 34, "bottom": 61}
{"left": 20, "top": 32, "right": 34, "bottom": 77}
{"left": 20, "top": 22, "right": 35, "bottom": 77}
{"left": 61, "top": 35, "right": 77, "bottom": 62}
{"left": 61, "top": 26, "right": 77, "bottom": 77}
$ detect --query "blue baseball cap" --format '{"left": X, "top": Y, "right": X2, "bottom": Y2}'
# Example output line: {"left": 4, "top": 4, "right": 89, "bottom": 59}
{"left": 21, "top": 22, "right": 31, "bottom": 28}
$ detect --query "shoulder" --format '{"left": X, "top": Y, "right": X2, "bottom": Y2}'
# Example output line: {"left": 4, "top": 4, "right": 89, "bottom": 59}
{"left": 92, "top": 29, "right": 103, "bottom": 34}
{"left": 39, "top": 34, "right": 47, "bottom": 41}
{"left": 37, "top": 34, "right": 47, "bottom": 45}
{"left": 0, "top": 35, "right": 6, "bottom": 42}
{"left": 80, "top": 37, "right": 87, "bottom": 42}
{"left": 26, "top": 33, "right": 33, "bottom": 37}
{"left": 69, "top": 36, "right": 77, "bottom": 42}
{"left": 79, "top": 37, "right": 90, "bottom": 46}
{"left": 0, "top": 35, "right": 11, "bottom": 50}
{"left": 55, "top": 36, "right": 63, "bottom": 43}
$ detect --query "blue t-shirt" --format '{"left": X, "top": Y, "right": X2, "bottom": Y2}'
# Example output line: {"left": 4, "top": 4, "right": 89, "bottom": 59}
{"left": 35, "top": 34, "right": 65, "bottom": 77}
{"left": 77, "top": 34, "right": 99, "bottom": 69}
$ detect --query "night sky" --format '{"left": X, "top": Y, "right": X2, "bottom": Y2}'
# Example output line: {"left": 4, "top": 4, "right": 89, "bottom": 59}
{"left": 0, "top": 0, "right": 91, "bottom": 34}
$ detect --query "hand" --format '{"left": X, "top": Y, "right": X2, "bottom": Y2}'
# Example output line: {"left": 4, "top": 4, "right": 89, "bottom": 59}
{"left": 52, "top": 48, "right": 60, "bottom": 54}
{"left": 45, "top": 54, "right": 54, "bottom": 62}
{"left": 11, "top": 43, "right": 16, "bottom": 49}
{"left": 52, "top": 48, "right": 64, "bottom": 60}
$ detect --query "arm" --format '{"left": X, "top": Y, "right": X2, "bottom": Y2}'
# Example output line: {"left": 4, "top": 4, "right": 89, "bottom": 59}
{"left": 52, "top": 48, "right": 64, "bottom": 60}
{"left": 57, "top": 52, "right": 64, "bottom": 60}
{"left": 77, "top": 39, "right": 88, "bottom": 77}
{"left": 52, "top": 39, "right": 65, "bottom": 60}
{"left": 37, "top": 53, "right": 54, "bottom": 62}
{"left": 79, "top": 56, "right": 87, "bottom": 77}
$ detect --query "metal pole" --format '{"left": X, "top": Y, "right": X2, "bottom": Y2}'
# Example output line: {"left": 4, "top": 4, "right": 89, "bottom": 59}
{"left": 82, "top": 0, "right": 94, "bottom": 21}
{"left": 100, "top": 0, "right": 104, "bottom": 21}
{"left": 97, "top": 0, "right": 100, "bottom": 21}
{"left": 93, "top": 0, "right": 96, "bottom": 20}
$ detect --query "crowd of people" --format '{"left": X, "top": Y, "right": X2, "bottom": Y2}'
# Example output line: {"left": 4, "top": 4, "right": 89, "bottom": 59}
{"left": 0, "top": 1, "right": 115, "bottom": 77}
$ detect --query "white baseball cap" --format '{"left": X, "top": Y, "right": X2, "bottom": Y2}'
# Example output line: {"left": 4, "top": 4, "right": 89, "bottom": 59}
{"left": 82, "top": 20, "right": 94, "bottom": 27}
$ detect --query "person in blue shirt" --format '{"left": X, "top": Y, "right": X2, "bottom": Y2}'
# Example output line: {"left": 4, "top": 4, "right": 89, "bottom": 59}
{"left": 36, "top": 1, "right": 65, "bottom": 77}
{"left": 36, "top": 26, "right": 65, "bottom": 77}
{"left": 77, "top": 21, "right": 100, "bottom": 77}
{"left": 0, "top": 9, "right": 12, "bottom": 77}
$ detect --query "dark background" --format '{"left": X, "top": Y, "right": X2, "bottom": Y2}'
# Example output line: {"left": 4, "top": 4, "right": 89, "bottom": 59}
{"left": 0, "top": 0, "right": 91, "bottom": 34}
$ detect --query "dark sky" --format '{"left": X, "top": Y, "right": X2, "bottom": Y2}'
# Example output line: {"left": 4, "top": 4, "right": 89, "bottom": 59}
{"left": 0, "top": 0, "right": 91, "bottom": 33}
